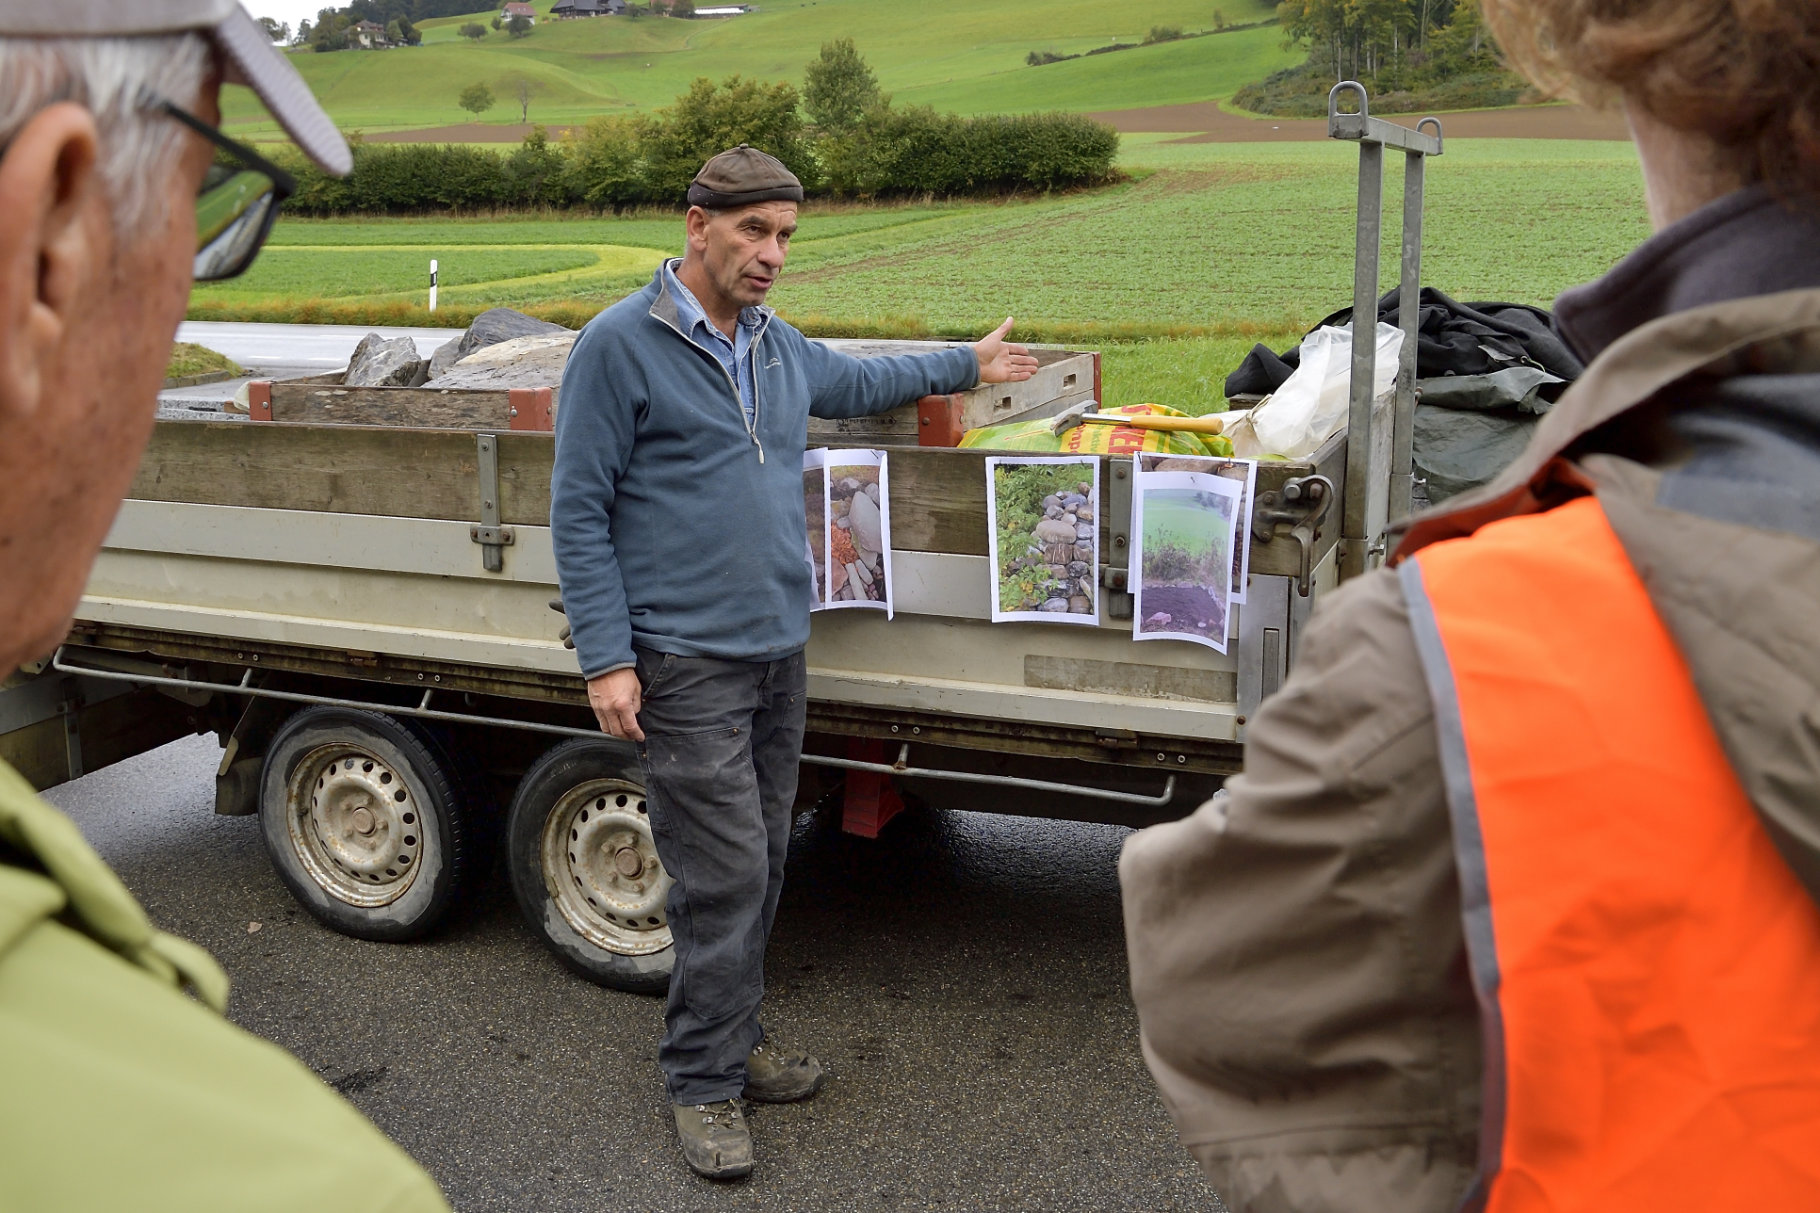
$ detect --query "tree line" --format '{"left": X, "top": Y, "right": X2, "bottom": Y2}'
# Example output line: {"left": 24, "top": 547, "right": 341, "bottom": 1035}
{"left": 1237, "top": 0, "right": 1515, "bottom": 116}
{"left": 1278, "top": 0, "right": 1491, "bottom": 84}
{"left": 274, "top": 41, "right": 1121, "bottom": 214}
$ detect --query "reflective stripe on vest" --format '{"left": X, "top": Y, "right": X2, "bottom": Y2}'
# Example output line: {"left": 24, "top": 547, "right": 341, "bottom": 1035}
{"left": 1398, "top": 496, "right": 1820, "bottom": 1212}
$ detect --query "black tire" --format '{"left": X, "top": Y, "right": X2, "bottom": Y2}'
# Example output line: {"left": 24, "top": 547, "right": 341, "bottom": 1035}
{"left": 507, "top": 738, "right": 673, "bottom": 994}
{"left": 259, "top": 706, "right": 470, "bottom": 942}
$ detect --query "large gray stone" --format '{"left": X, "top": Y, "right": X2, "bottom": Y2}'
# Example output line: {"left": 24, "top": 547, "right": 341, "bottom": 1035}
{"left": 429, "top": 332, "right": 577, "bottom": 391}
{"left": 345, "top": 333, "right": 428, "bottom": 387}
{"left": 847, "top": 490, "right": 883, "bottom": 555}
{"left": 453, "top": 307, "right": 571, "bottom": 362}
{"left": 427, "top": 337, "right": 464, "bottom": 380}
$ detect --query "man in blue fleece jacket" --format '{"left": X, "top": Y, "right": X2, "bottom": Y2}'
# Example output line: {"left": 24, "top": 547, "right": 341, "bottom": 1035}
{"left": 551, "top": 145, "right": 1037, "bottom": 1180}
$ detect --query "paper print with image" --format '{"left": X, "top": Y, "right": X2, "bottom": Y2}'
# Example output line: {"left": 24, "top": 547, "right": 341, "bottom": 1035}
{"left": 803, "top": 448, "right": 830, "bottom": 610}
{"left": 825, "top": 449, "right": 893, "bottom": 618}
{"left": 985, "top": 456, "right": 1100, "bottom": 625}
{"left": 1138, "top": 454, "right": 1258, "bottom": 603}
{"left": 1132, "top": 469, "right": 1243, "bottom": 653}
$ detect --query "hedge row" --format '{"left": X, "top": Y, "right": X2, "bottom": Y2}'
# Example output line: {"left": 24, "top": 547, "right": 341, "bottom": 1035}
{"left": 184, "top": 292, "right": 1273, "bottom": 346}
{"left": 274, "top": 80, "right": 1120, "bottom": 215}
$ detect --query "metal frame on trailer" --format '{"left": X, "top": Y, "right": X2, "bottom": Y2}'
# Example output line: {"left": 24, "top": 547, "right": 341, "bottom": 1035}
{"left": 1235, "top": 87, "right": 1442, "bottom": 729}
{"left": 1327, "top": 81, "right": 1444, "bottom": 577}
{"left": 45, "top": 647, "right": 1179, "bottom": 809}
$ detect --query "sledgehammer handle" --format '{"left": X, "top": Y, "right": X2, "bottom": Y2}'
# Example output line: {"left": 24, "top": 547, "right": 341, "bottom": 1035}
{"left": 1082, "top": 412, "right": 1225, "bottom": 435}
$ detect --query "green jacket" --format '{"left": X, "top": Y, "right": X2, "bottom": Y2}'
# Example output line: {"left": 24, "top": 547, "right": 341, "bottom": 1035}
{"left": 0, "top": 759, "right": 448, "bottom": 1212}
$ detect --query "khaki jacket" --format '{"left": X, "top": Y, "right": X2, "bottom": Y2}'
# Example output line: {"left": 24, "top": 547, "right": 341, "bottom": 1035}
{"left": 1120, "top": 288, "right": 1820, "bottom": 1212}
{"left": 0, "top": 759, "right": 450, "bottom": 1212}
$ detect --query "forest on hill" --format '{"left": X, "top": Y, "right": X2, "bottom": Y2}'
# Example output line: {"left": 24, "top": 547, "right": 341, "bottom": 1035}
{"left": 1236, "top": 0, "right": 1530, "bottom": 116}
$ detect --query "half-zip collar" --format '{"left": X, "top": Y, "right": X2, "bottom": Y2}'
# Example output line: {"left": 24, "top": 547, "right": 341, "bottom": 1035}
{"left": 650, "top": 261, "right": 774, "bottom": 463}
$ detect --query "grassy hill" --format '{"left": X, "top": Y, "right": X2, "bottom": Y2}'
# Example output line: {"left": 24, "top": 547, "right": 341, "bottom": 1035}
{"left": 222, "top": 0, "right": 1289, "bottom": 136}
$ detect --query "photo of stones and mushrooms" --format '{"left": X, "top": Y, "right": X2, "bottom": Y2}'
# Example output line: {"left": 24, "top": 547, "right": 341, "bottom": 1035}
{"left": 985, "top": 457, "right": 1100, "bottom": 624}
{"left": 804, "top": 448, "right": 893, "bottom": 615}
{"left": 804, "top": 455, "right": 829, "bottom": 604}
{"left": 1131, "top": 468, "right": 1244, "bottom": 653}
{"left": 827, "top": 452, "right": 892, "bottom": 613}
{"left": 1138, "top": 454, "right": 1257, "bottom": 603}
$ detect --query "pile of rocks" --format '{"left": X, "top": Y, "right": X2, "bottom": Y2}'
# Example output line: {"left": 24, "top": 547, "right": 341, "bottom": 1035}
{"left": 1003, "top": 481, "right": 1097, "bottom": 614}
{"left": 829, "top": 474, "right": 886, "bottom": 602}
{"left": 339, "top": 307, "right": 577, "bottom": 391}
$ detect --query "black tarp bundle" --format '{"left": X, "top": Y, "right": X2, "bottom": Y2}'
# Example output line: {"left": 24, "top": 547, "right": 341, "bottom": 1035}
{"left": 1226, "top": 287, "right": 1585, "bottom": 502}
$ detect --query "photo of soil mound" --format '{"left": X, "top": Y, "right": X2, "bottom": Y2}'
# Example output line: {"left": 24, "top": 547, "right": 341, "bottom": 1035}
{"left": 1133, "top": 472, "right": 1243, "bottom": 653}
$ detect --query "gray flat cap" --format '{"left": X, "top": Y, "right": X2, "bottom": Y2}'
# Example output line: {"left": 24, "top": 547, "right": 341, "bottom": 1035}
{"left": 0, "top": 0, "right": 351, "bottom": 176}
{"left": 687, "top": 144, "right": 803, "bottom": 208}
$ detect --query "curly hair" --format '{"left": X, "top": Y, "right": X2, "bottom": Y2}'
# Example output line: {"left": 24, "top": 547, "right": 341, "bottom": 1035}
{"left": 1482, "top": 0, "right": 1820, "bottom": 202}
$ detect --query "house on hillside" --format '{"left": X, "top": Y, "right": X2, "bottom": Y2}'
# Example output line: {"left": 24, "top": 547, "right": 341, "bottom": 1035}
{"left": 695, "top": 5, "right": 751, "bottom": 14}
{"left": 501, "top": 2, "right": 537, "bottom": 21}
{"left": 553, "top": 0, "right": 619, "bottom": 14}
{"left": 351, "top": 19, "right": 389, "bottom": 46}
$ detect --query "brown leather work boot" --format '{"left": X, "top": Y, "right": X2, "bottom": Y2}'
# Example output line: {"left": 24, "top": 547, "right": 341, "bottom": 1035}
{"left": 743, "top": 1039, "right": 825, "bottom": 1103}
{"left": 672, "top": 1099, "right": 752, "bottom": 1180}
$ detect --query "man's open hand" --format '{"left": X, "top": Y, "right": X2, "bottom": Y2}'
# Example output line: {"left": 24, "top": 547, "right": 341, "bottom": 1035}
{"left": 587, "top": 668, "right": 645, "bottom": 742}
{"left": 974, "top": 317, "right": 1040, "bottom": 384}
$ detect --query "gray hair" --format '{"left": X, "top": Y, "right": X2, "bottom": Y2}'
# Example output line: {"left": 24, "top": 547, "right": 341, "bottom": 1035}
{"left": 0, "top": 33, "right": 211, "bottom": 236}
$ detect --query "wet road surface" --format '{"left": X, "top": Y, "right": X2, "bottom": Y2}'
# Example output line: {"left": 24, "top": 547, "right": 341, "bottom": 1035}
{"left": 48, "top": 735, "right": 1227, "bottom": 1212}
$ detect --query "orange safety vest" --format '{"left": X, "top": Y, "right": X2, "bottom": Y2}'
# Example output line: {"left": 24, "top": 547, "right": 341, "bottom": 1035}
{"left": 1398, "top": 495, "right": 1820, "bottom": 1211}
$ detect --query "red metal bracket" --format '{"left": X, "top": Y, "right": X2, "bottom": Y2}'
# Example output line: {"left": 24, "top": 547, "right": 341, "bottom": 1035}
{"left": 247, "top": 379, "right": 272, "bottom": 422}
{"left": 916, "top": 392, "right": 967, "bottom": 447}
{"left": 509, "top": 386, "right": 554, "bottom": 432}
{"left": 840, "top": 738, "right": 905, "bottom": 838}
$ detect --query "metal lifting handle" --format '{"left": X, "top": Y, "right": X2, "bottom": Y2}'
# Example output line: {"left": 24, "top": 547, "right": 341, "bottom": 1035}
{"left": 1327, "top": 82, "right": 1443, "bottom": 577}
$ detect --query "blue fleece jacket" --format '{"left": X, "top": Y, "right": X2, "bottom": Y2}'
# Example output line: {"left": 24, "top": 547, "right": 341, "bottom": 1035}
{"left": 552, "top": 267, "right": 980, "bottom": 678}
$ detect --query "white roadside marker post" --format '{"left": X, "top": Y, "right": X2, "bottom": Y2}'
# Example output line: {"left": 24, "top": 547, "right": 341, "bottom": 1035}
{"left": 429, "top": 258, "right": 439, "bottom": 313}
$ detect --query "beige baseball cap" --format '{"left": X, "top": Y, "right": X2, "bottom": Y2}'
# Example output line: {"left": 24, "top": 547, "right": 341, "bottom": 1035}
{"left": 1, "top": 0, "right": 351, "bottom": 175}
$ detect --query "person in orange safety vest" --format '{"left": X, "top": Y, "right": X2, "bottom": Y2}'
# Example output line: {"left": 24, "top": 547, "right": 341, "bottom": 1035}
{"left": 1119, "top": 2, "right": 1820, "bottom": 1210}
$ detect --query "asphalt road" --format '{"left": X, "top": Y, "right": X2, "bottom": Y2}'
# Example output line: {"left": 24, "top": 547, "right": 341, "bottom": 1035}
{"left": 176, "top": 320, "right": 465, "bottom": 372}
{"left": 161, "top": 321, "right": 467, "bottom": 421}
{"left": 47, "top": 735, "right": 1226, "bottom": 1213}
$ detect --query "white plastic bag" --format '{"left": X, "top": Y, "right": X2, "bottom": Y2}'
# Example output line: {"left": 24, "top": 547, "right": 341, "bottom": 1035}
{"left": 1227, "top": 322, "right": 1405, "bottom": 459}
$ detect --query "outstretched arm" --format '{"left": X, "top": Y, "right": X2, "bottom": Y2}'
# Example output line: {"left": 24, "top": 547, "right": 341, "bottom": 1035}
{"left": 802, "top": 317, "right": 1041, "bottom": 420}
{"left": 973, "top": 316, "right": 1039, "bottom": 384}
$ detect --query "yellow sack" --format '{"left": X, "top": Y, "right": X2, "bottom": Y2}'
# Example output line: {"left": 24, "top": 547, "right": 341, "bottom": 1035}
{"left": 960, "top": 403, "right": 1233, "bottom": 458}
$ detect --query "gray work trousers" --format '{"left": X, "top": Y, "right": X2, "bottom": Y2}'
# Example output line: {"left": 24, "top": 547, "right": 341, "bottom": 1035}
{"left": 632, "top": 646, "right": 806, "bottom": 1105}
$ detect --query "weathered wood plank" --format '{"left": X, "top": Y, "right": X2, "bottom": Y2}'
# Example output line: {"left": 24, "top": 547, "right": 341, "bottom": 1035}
{"left": 806, "top": 387, "right": 1093, "bottom": 448}
{"left": 270, "top": 384, "right": 515, "bottom": 429}
{"left": 129, "top": 421, "right": 553, "bottom": 525}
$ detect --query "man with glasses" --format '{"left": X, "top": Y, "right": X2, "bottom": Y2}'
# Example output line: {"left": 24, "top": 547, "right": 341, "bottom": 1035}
{"left": 0, "top": 4, "right": 446, "bottom": 1209}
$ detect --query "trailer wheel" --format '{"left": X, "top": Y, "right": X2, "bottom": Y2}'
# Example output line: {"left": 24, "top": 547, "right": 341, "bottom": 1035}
{"left": 507, "top": 739, "right": 673, "bottom": 994}
{"left": 259, "top": 706, "right": 469, "bottom": 942}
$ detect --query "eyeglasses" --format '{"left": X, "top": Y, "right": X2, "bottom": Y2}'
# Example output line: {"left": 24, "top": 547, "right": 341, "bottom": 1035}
{"left": 156, "top": 99, "right": 297, "bottom": 282}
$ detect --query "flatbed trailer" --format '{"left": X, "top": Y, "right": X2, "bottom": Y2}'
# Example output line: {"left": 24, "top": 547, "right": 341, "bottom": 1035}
{"left": 1, "top": 86, "right": 1438, "bottom": 992}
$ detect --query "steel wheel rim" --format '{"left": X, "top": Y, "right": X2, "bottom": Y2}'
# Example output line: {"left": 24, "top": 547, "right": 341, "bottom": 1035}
{"left": 541, "top": 778, "right": 672, "bottom": 956}
{"left": 286, "top": 744, "right": 425, "bottom": 908}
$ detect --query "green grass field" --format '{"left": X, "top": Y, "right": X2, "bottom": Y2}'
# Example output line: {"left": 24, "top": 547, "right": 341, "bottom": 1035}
{"left": 192, "top": 137, "right": 1650, "bottom": 410}
{"left": 222, "top": 0, "right": 1286, "bottom": 136}
{"left": 1142, "top": 492, "right": 1233, "bottom": 583}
